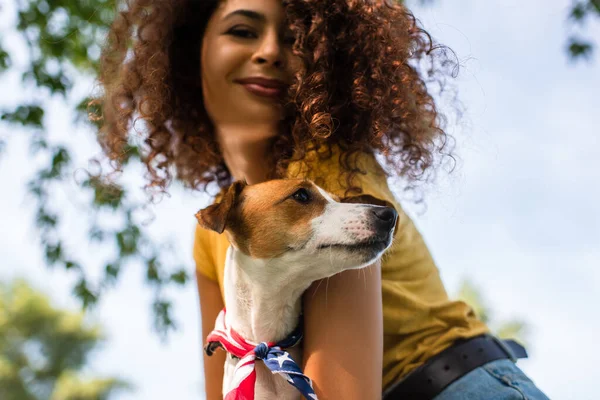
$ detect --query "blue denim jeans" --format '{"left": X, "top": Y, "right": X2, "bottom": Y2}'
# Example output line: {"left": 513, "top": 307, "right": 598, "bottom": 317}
{"left": 433, "top": 359, "right": 550, "bottom": 400}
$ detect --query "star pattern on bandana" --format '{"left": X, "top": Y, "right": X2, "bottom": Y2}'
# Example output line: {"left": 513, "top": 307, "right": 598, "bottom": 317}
{"left": 274, "top": 352, "right": 294, "bottom": 368}
{"left": 205, "top": 308, "right": 318, "bottom": 400}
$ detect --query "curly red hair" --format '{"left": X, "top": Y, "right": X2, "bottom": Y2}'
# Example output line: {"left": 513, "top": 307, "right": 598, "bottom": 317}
{"left": 94, "top": 0, "right": 457, "bottom": 198}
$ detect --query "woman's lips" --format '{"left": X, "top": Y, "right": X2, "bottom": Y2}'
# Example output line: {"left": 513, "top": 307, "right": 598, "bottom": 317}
{"left": 240, "top": 82, "right": 283, "bottom": 99}
{"left": 235, "top": 77, "right": 287, "bottom": 99}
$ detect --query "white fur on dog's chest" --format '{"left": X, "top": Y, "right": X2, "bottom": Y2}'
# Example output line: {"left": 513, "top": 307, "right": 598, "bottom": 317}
{"left": 221, "top": 246, "right": 309, "bottom": 399}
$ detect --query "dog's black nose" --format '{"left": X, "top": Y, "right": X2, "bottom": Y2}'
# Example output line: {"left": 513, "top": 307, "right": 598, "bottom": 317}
{"left": 371, "top": 206, "right": 397, "bottom": 233}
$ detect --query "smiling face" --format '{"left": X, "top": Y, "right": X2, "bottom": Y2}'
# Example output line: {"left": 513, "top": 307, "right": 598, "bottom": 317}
{"left": 200, "top": 0, "right": 299, "bottom": 127}
{"left": 196, "top": 179, "right": 398, "bottom": 281}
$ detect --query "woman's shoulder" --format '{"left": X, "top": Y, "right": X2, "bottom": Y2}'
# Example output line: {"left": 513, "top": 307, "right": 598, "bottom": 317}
{"left": 193, "top": 219, "right": 219, "bottom": 281}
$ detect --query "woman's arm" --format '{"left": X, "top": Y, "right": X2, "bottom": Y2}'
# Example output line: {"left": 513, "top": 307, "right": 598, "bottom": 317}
{"left": 197, "top": 272, "right": 226, "bottom": 400}
{"left": 302, "top": 261, "right": 383, "bottom": 399}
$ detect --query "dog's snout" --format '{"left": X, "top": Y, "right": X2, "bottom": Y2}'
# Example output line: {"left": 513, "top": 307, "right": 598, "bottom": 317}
{"left": 371, "top": 206, "right": 397, "bottom": 233}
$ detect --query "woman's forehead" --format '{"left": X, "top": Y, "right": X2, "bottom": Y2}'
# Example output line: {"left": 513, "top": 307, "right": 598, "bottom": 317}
{"left": 214, "top": 0, "right": 286, "bottom": 23}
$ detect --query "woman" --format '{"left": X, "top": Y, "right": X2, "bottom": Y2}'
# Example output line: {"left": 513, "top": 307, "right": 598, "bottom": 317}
{"left": 95, "top": 0, "right": 549, "bottom": 398}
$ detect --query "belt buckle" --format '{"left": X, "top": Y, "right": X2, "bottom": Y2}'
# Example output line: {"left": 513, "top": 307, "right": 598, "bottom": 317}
{"left": 490, "top": 335, "right": 517, "bottom": 362}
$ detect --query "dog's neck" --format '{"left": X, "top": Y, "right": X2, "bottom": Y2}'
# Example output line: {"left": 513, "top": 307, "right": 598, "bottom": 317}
{"left": 223, "top": 247, "right": 312, "bottom": 344}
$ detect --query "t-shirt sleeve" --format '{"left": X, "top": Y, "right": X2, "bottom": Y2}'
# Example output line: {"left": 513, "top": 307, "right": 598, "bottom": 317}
{"left": 193, "top": 223, "right": 218, "bottom": 281}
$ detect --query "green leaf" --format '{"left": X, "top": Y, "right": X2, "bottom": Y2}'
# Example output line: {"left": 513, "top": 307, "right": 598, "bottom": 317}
{"left": 73, "top": 279, "right": 98, "bottom": 309}
{"left": 83, "top": 177, "right": 125, "bottom": 209}
{"left": 101, "top": 263, "right": 122, "bottom": 288}
{"left": 115, "top": 224, "right": 140, "bottom": 257}
{"left": 22, "top": 64, "right": 71, "bottom": 96}
{"left": 104, "top": 263, "right": 121, "bottom": 282}
{"left": 36, "top": 208, "right": 58, "bottom": 231}
{"left": 45, "top": 242, "right": 63, "bottom": 265}
{"left": 0, "top": 46, "right": 11, "bottom": 72}
{"left": 120, "top": 144, "right": 141, "bottom": 165}
{"left": 152, "top": 298, "right": 176, "bottom": 338}
{"left": 64, "top": 261, "right": 80, "bottom": 271}
{"left": 570, "top": 3, "right": 588, "bottom": 22}
{"left": 568, "top": 38, "right": 594, "bottom": 60}
{"left": 169, "top": 269, "right": 189, "bottom": 286}
{"left": 27, "top": 179, "right": 47, "bottom": 200}
{"left": 39, "top": 147, "right": 71, "bottom": 179}
{"left": 1, "top": 105, "right": 44, "bottom": 128}
{"left": 146, "top": 257, "right": 161, "bottom": 283}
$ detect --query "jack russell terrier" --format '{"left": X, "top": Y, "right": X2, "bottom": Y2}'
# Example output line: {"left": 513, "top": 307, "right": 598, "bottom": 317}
{"left": 195, "top": 178, "right": 398, "bottom": 400}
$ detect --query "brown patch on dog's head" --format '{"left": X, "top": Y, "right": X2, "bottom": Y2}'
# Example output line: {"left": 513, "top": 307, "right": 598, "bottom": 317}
{"left": 196, "top": 179, "right": 332, "bottom": 259}
{"left": 195, "top": 180, "right": 246, "bottom": 234}
{"left": 237, "top": 179, "right": 332, "bottom": 258}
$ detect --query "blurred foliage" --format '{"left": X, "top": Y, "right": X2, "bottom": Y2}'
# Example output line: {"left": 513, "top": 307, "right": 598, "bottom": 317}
{"left": 0, "top": 0, "right": 594, "bottom": 341}
{"left": 457, "top": 279, "right": 529, "bottom": 347}
{"left": 0, "top": 279, "right": 131, "bottom": 400}
{"left": 566, "top": 0, "right": 600, "bottom": 61}
{"left": 0, "top": 0, "right": 190, "bottom": 338}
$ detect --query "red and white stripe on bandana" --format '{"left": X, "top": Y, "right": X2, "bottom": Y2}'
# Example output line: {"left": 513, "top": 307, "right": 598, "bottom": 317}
{"left": 205, "top": 308, "right": 318, "bottom": 400}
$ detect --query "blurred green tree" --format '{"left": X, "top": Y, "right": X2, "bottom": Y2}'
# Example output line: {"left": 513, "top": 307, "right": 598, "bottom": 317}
{"left": 0, "top": 0, "right": 595, "bottom": 338}
{"left": 456, "top": 279, "right": 529, "bottom": 347}
{"left": 0, "top": 279, "right": 131, "bottom": 400}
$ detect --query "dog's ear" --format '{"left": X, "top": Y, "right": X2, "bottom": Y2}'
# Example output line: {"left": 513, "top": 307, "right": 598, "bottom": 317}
{"left": 341, "top": 194, "right": 400, "bottom": 237}
{"left": 195, "top": 180, "right": 247, "bottom": 234}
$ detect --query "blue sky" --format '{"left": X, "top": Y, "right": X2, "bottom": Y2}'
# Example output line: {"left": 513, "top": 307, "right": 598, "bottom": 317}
{"left": 1, "top": 0, "right": 598, "bottom": 399}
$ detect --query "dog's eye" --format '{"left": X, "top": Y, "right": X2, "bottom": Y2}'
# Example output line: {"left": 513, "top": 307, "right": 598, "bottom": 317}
{"left": 291, "top": 188, "right": 311, "bottom": 204}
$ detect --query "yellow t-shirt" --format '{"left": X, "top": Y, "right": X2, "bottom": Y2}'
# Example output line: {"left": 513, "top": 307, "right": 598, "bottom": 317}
{"left": 193, "top": 144, "right": 489, "bottom": 389}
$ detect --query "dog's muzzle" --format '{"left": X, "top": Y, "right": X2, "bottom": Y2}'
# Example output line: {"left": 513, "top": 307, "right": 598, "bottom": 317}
{"left": 371, "top": 206, "right": 397, "bottom": 240}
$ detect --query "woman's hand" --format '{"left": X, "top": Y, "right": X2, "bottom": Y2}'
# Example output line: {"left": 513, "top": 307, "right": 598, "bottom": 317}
{"left": 302, "top": 261, "right": 383, "bottom": 399}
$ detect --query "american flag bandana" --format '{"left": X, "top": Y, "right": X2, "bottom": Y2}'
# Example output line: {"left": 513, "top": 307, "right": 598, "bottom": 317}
{"left": 205, "top": 308, "right": 318, "bottom": 400}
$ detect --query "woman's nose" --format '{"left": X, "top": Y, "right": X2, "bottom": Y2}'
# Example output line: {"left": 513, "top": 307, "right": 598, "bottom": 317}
{"left": 252, "top": 31, "right": 286, "bottom": 69}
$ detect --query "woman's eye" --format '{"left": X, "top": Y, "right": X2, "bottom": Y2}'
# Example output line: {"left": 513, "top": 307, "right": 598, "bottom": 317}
{"left": 227, "top": 27, "right": 257, "bottom": 39}
{"left": 291, "top": 188, "right": 311, "bottom": 204}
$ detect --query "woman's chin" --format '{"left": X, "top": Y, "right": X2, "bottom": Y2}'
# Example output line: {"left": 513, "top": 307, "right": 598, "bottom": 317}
{"left": 239, "top": 104, "right": 286, "bottom": 125}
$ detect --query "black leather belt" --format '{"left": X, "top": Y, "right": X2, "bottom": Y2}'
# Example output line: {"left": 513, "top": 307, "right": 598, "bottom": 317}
{"left": 382, "top": 335, "right": 528, "bottom": 400}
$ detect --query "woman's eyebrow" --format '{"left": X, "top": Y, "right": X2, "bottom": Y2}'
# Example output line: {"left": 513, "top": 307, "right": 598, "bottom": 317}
{"left": 222, "top": 9, "right": 266, "bottom": 23}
